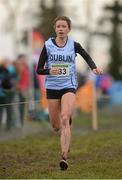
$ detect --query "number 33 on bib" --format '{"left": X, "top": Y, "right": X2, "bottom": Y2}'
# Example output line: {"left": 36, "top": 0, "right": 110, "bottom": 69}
{"left": 52, "top": 64, "right": 69, "bottom": 76}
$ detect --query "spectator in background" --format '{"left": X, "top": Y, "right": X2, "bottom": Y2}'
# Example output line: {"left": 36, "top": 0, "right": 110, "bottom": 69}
{"left": 95, "top": 73, "right": 112, "bottom": 107}
{"left": 17, "top": 54, "right": 30, "bottom": 127}
{"left": 0, "top": 59, "right": 14, "bottom": 130}
{"left": 96, "top": 73, "right": 112, "bottom": 95}
{"left": 10, "top": 60, "right": 22, "bottom": 128}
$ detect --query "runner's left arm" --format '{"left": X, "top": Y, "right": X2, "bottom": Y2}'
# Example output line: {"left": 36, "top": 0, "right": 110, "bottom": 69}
{"left": 74, "top": 42, "right": 97, "bottom": 70}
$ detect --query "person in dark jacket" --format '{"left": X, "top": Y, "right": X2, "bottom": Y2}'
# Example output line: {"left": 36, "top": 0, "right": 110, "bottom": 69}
{"left": 0, "top": 59, "right": 14, "bottom": 130}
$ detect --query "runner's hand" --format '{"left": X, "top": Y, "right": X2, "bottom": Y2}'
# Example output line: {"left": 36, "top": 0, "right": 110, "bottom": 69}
{"left": 50, "top": 67, "right": 59, "bottom": 75}
{"left": 92, "top": 67, "right": 103, "bottom": 75}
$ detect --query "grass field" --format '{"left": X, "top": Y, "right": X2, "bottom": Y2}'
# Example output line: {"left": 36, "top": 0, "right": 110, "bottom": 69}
{"left": 0, "top": 117, "right": 122, "bottom": 179}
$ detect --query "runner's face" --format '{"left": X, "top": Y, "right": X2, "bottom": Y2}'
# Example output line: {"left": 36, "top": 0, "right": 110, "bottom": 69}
{"left": 55, "top": 20, "right": 70, "bottom": 38}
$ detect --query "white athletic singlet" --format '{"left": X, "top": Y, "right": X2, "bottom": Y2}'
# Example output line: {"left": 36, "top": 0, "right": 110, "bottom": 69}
{"left": 45, "top": 37, "right": 77, "bottom": 90}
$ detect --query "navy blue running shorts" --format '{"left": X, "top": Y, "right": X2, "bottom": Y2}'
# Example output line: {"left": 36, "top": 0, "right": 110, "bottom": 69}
{"left": 46, "top": 88, "right": 76, "bottom": 99}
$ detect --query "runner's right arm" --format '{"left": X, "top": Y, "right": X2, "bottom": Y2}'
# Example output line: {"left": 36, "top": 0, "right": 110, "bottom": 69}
{"left": 36, "top": 45, "right": 50, "bottom": 75}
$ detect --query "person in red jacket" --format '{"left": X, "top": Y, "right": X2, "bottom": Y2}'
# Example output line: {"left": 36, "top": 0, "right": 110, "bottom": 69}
{"left": 17, "top": 54, "right": 30, "bottom": 127}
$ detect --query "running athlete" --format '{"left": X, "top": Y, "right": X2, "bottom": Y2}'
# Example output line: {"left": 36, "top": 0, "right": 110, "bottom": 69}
{"left": 37, "top": 16, "right": 103, "bottom": 170}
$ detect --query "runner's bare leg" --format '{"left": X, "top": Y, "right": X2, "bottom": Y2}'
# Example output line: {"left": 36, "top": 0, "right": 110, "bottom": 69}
{"left": 47, "top": 99, "right": 61, "bottom": 131}
{"left": 60, "top": 93, "right": 75, "bottom": 159}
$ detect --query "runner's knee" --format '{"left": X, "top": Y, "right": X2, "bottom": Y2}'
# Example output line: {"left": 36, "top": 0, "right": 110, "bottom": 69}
{"left": 51, "top": 121, "right": 60, "bottom": 131}
{"left": 60, "top": 112, "right": 70, "bottom": 127}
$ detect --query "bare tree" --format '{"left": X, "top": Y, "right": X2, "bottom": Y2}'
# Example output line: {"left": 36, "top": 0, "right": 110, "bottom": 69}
{"left": 97, "top": 0, "right": 122, "bottom": 80}
{"left": 36, "top": 0, "right": 63, "bottom": 40}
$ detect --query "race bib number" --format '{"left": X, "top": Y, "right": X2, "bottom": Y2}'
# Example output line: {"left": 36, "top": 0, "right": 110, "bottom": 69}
{"left": 52, "top": 64, "right": 69, "bottom": 76}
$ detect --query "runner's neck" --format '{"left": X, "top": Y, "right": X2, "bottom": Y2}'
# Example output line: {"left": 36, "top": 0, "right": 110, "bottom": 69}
{"left": 55, "top": 37, "right": 68, "bottom": 47}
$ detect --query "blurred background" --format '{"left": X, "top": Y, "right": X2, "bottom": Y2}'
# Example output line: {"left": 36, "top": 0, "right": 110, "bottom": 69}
{"left": 0, "top": 0, "right": 122, "bottom": 140}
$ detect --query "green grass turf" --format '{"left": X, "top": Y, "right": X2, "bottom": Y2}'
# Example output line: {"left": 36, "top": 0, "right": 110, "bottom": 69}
{"left": 0, "top": 128, "right": 122, "bottom": 179}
